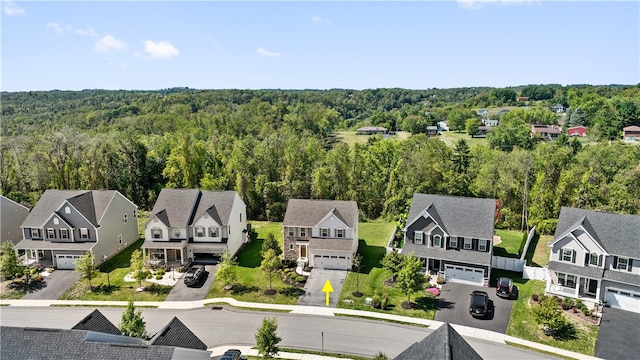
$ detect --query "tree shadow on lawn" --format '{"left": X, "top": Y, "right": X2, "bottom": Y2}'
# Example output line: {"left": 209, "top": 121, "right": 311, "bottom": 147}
{"left": 279, "top": 287, "right": 305, "bottom": 297}
{"left": 357, "top": 239, "right": 386, "bottom": 274}
{"left": 231, "top": 283, "right": 260, "bottom": 295}
{"left": 414, "top": 295, "right": 439, "bottom": 312}
{"left": 144, "top": 284, "right": 172, "bottom": 296}
{"left": 236, "top": 239, "right": 264, "bottom": 268}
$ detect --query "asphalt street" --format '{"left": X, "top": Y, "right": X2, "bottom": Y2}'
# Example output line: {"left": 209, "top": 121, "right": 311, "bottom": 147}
{"left": 0, "top": 306, "right": 559, "bottom": 359}
{"left": 165, "top": 264, "right": 218, "bottom": 301}
{"left": 21, "top": 270, "right": 81, "bottom": 300}
{"left": 297, "top": 269, "right": 347, "bottom": 307}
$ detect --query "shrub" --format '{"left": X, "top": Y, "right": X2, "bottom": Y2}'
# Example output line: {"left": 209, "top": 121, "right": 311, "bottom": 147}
{"left": 155, "top": 269, "right": 165, "bottom": 276}
{"left": 288, "top": 272, "right": 298, "bottom": 280}
{"left": 436, "top": 276, "right": 446, "bottom": 285}
{"left": 575, "top": 298, "right": 583, "bottom": 309}
{"left": 562, "top": 297, "right": 574, "bottom": 310}
{"left": 581, "top": 304, "right": 590, "bottom": 316}
{"left": 372, "top": 293, "right": 381, "bottom": 309}
{"left": 426, "top": 287, "right": 441, "bottom": 297}
{"left": 295, "top": 275, "right": 306, "bottom": 283}
{"left": 535, "top": 219, "right": 558, "bottom": 235}
{"left": 176, "top": 266, "right": 185, "bottom": 273}
{"left": 380, "top": 293, "right": 389, "bottom": 310}
{"left": 155, "top": 274, "right": 163, "bottom": 280}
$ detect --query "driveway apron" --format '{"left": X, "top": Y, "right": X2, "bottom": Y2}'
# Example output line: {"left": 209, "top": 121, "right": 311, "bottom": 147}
{"left": 595, "top": 307, "right": 640, "bottom": 360}
{"left": 165, "top": 264, "right": 218, "bottom": 301}
{"left": 297, "top": 269, "right": 347, "bottom": 307}
{"left": 22, "top": 270, "right": 81, "bottom": 300}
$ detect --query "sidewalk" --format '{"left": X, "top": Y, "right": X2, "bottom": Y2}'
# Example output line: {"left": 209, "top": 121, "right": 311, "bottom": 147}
{"left": 0, "top": 297, "right": 602, "bottom": 360}
{"left": 209, "top": 346, "right": 353, "bottom": 360}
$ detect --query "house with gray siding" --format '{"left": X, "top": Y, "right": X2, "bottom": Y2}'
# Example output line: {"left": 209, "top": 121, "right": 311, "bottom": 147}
{"left": 546, "top": 207, "right": 640, "bottom": 313}
{"left": 15, "top": 190, "right": 138, "bottom": 269}
{"left": 403, "top": 194, "right": 496, "bottom": 286}
{"left": 142, "top": 189, "right": 247, "bottom": 266}
{"left": 1, "top": 195, "right": 30, "bottom": 245}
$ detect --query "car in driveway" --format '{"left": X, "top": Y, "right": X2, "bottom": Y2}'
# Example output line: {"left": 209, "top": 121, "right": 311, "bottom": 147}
{"left": 219, "top": 349, "right": 245, "bottom": 360}
{"left": 183, "top": 265, "right": 205, "bottom": 286}
{"left": 496, "top": 277, "right": 515, "bottom": 299}
{"left": 469, "top": 291, "right": 490, "bottom": 318}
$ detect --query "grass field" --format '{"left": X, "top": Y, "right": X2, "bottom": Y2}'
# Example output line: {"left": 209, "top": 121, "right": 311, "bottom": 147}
{"left": 493, "top": 229, "right": 525, "bottom": 258}
{"left": 527, "top": 234, "right": 553, "bottom": 267}
{"left": 438, "top": 131, "right": 489, "bottom": 148}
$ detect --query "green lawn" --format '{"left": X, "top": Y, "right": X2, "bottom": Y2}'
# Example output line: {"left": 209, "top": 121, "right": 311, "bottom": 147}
{"left": 338, "top": 221, "right": 437, "bottom": 320}
{"left": 499, "top": 270, "right": 599, "bottom": 356}
{"left": 493, "top": 229, "right": 525, "bottom": 258}
{"left": 527, "top": 234, "right": 552, "bottom": 267}
{"left": 438, "top": 131, "right": 489, "bottom": 148}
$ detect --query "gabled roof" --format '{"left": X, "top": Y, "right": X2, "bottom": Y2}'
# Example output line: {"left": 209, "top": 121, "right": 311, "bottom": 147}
{"left": 192, "top": 191, "right": 238, "bottom": 226}
{"left": 393, "top": 322, "right": 483, "bottom": 360}
{"left": 149, "top": 317, "right": 208, "bottom": 350}
{"left": 148, "top": 189, "right": 201, "bottom": 228}
{"left": 1, "top": 195, "right": 30, "bottom": 211}
{"left": 283, "top": 199, "right": 358, "bottom": 228}
{"left": 406, "top": 194, "right": 495, "bottom": 240}
{"left": 72, "top": 309, "right": 121, "bottom": 335}
{"left": 623, "top": 125, "right": 640, "bottom": 131}
{"left": 21, "top": 190, "right": 125, "bottom": 228}
{"left": 554, "top": 207, "right": 640, "bottom": 258}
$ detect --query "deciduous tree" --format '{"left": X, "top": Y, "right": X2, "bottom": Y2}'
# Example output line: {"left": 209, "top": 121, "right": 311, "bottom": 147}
{"left": 75, "top": 252, "right": 98, "bottom": 291}
{"left": 0, "top": 241, "right": 23, "bottom": 280}
{"left": 255, "top": 317, "right": 281, "bottom": 359}
{"left": 120, "top": 298, "right": 147, "bottom": 338}
{"left": 260, "top": 249, "right": 280, "bottom": 292}
{"left": 396, "top": 253, "right": 424, "bottom": 306}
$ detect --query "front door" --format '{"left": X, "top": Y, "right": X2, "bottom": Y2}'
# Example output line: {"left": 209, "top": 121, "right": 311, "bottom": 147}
{"left": 587, "top": 279, "right": 598, "bottom": 294}
{"left": 299, "top": 245, "right": 307, "bottom": 258}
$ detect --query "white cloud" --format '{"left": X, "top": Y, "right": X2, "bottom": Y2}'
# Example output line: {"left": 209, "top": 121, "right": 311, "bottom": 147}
{"left": 76, "top": 28, "right": 99, "bottom": 37}
{"left": 143, "top": 40, "right": 179, "bottom": 59}
{"left": 95, "top": 35, "right": 128, "bottom": 53}
{"left": 257, "top": 47, "right": 280, "bottom": 57}
{"left": 3, "top": 0, "right": 26, "bottom": 16}
{"left": 46, "top": 22, "right": 71, "bottom": 35}
{"left": 312, "top": 16, "right": 332, "bottom": 26}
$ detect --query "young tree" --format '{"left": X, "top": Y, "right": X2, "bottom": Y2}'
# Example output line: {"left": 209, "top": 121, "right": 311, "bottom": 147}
{"left": 119, "top": 298, "right": 147, "bottom": 338}
{"left": 531, "top": 296, "right": 570, "bottom": 334}
{"left": 129, "top": 249, "right": 146, "bottom": 289}
{"left": 380, "top": 250, "right": 404, "bottom": 281}
{"left": 261, "top": 233, "right": 282, "bottom": 258}
{"left": 396, "top": 253, "right": 424, "bottom": 307}
{"left": 260, "top": 248, "right": 280, "bottom": 292}
{"left": 255, "top": 317, "right": 281, "bottom": 359}
{"left": 372, "top": 351, "right": 389, "bottom": 360}
{"left": 0, "top": 241, "right": 23, "bottom": 280}
{"left": 352, "top": 253, "right": 363, "bottom": 297}
{"left": 75, "top": 252, "right": 98, "bottom": 291}
{"left": 217, "top": 249, "right": 237, "bottom": 288}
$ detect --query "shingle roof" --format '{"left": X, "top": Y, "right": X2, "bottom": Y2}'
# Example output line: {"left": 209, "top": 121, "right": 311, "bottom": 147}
{"left": 21, "top": 190, "right": 100, "bottom": 228}
{"left": 192, "top": 191, "right": 237, "bottom": 226}
{"left": 393, "top": 323, "right": 483, "bottom": 360}
{"left": 15, "top": 238, "right": 95, "bottom": 250}
{"left": 309, "top": 238, "right": 354, "bottom": 252}
{"left": 548, "top": 261, "right": 604, "bottom": 279}
{"left": 283, "top": 199, "right": 358, "bottom": 228}
{"left": 406, "top": 194, "right": 495, "bottom": 240}
{"left": 554, "top": 207, "right": 640, "bottom": 258}
{"left": 149, "top": 317, "right": 208, "bottom": 350}
{"left": 148, "top": 189, "right": 201, "bottom": 228}
{"left": 403, "top": 243, "right": 492, "bottom": 266}
{"left": 72, "top": 309, "right": 121, "bottom": 335}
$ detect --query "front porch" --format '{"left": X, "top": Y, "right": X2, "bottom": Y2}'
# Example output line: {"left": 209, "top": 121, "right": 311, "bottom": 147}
{"left": 546, "top": 271, "right": 600, "bottom": 307}
{"left": 141, "top": 240, "right": 188, "bottom": 267}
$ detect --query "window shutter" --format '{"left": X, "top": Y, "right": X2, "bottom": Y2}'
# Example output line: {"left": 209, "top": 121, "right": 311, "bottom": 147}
{"left": 629, "top": 259, "right": 633, "bottom": 272}
{"left": 598, "top": 255, "right": 603, "bottom": 267}
{"left": 584, "top": 253, "right": 589, "bottom": 266}
{"left": 571, "top": 250, "right": 576, "bottom": 263}
{"left": 613, "top": 256, "right": 618, "bottom": 269}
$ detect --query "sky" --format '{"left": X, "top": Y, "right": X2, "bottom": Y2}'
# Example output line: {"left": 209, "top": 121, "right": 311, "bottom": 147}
{"left": 2, "top": 0, "right": 639, "bottom": 92}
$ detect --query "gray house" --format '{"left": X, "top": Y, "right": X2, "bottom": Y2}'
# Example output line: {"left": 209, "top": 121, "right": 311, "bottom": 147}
{"left": 15, "top": 190, "right": 138, "bottom": 269}
{"left": 142, "top": 189, "right": 247, "bottom": 266}
{"left": 394, "top": 322, "right": 483, "bottom": 360}
{"left": 546, "top": 207, "right": 640, "bottom": 313}
{"left": 1, "top": 195, "right": 30, "bottom": 245}
{"left": 403, "top": 194, "right": 496, "bottom": 286}
{"left": 283, "top": 199, "right": 359, "bottom": 270}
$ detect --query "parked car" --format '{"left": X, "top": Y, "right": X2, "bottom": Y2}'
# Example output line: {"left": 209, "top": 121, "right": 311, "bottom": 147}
{"left": 183, "top": 265, "right": 205, "bottom": 286}
{"left": 496, "top": 277, "right": 515, "bottom": 299}
{"left": 220, "top": 349, "right": 245, "bottom": 360}
{"left": 469, "top": 291, "right": 490, "bottom": 318}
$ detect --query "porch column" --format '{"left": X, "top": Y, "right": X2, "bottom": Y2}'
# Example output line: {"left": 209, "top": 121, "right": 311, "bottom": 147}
{"left": 164, "top": 249, "right": 168, "bottom": 264}
{"left": 180, "top": 249, "right": 184, "bottom": 265}
{"left": 574, "top": 276, "right": 580, "bottom": 297}
{"left": 596, "top": 280, "right": 602, "bottom": 301}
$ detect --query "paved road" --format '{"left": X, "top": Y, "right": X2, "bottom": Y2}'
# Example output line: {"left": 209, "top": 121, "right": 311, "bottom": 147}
{"left": 435, "top": 282, "right": 514, "bottom": 334}
{"left": 0, "top": 306, "right": 559, "bottom": 359}
{"left": 21, "top": 270, "right": 81, "bottom": 300}
{"left": 165, "top": 265, "right": 217, "bottom": 301}
{"left": 595, "top": 307, "right": 640, "bottom": 360}
{"left": 297, "top": 269, "right": 347, "bottom": 307}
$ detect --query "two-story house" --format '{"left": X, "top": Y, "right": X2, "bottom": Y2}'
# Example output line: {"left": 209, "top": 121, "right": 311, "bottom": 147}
{"left": 546, "top": 207, "right": 640, "bottom": 313}
{"left": 142, "top": 189, "right": 247, "bottom": 266}
{"left": 1, "top": 195, "right": 30, "bottom": 245}
{"left": 15, "top": 190, "right": 138, "bottom": 269}
{"left": 283, "top": 199, "right": 359, "bottom": 271}
{"left": 403, "top": 194, "right": 496, "bottom": 286}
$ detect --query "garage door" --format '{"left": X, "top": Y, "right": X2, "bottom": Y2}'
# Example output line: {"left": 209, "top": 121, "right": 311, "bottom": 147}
{"left": 314, "top": 255, "right": 348, "bottom": 270}
{"left": 605, "top": 287, "right": 640, "bottom": 313}
{"left": 444, "top": 265, "right": 484, "bottom": 285}
{"left": 56, "top": 255, "right": 82, "bottom": 269}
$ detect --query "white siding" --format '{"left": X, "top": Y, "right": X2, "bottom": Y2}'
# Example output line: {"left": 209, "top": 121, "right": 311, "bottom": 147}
{"left": 192, "top": 215, "right": 222, "bottom": 242}
{"left": 225, "top": 193, "right": 247, "bottom": 256}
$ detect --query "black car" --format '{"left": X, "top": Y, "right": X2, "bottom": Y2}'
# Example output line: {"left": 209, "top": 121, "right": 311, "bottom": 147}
{"left": 220, "top": 349, "right": 244, "bottom": 360}
{"left": 469, "top": 290, "right": 490, "bottom": 318}
{"left": 496, "top": 277, "right": 515, "bottom": 299}
{"left": 183, "top": 265, "right": 205, "bottom": 286}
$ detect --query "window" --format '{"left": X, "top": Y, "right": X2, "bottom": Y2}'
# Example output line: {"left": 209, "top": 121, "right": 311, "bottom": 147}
{"left": 133, "top": 209, "right": 137, "bottom": 218}
{"left": 288, "top": 227, "right": 295, "bottom": 237}
{"left": 31, "top": 228, "right": 39, "bottom": 238}
{"left": 80, "top": 228, "right": 90, "bottom": 239}
{"left": 65, "top": 206, "right": 71, "bottom": 214}
{"left": 209, "top": 227, "right": 218, "bottom": 237}
{"left": 60, "top": 229, "right": 69, "bottom": 239}
{"left": 561, "top": 248, "right": 574, "bottom": 262}
{"left": 123, "top": 214, "right": 128, "bottom": 223}
{"left": 414, "top": 231, "right": 423, "bottom": 244}
{"left": 151, "top": 228, "right": 162, "bottom": 239}
{"left": 336, "top": 228, "right": 344, "bottom": 238}
{"left": 557, "top": 272, "right": 576, "bottom": 288}
{"left": 53, "top": 218, "right": 59, "bottom": 225}
{"left": 195, "top": 227, "right": 205, "bottom": 237}
{"left": 433, "top": 235, "right": 441, "bottom": 247}
{"left": 478, "top": 239, "right": 487, "bottom": 252}
{"left": 47, "top": 228, "right": 55, "bottom": 239}
{"left": 118, "top": 234, "right": 122, "bottom": 244}
{"left": 300, "top": 228, "right": 306, "bottom": 237}
{"left": 463, "top": 238, "right": 472, "bottom": 250}
{"left": 617, "top": 257, "right": 629, "bottom": 271}
{"left": 449, "top": 237, "right": 458, "bottom": 248}
{"left": 240, "top": 213, "right": 242, "bottom": 222}
{"left": 289, "top": 243, "right": 294, "bottom": 250}
{"left": 589, "top": 253, "right": 599, "bottom": 266}
{"left": 321, "top": 228, "right": 329, "bottom": 237}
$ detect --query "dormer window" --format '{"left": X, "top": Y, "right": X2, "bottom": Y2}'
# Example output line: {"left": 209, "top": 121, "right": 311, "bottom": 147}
{"left": 30, "top": 228, "right": 39, "bottom": 238}
{"left": 433, "top": 234, "right": 441, "bottom": 248}
{"left": 209, "top": 227, "right": 218, "bottom": 237}
{"left": 336, "top": 228, "right": 344, "bottom": 238}
{"left": 195, "top": 227, "right": 205, "bottom": 237}
{"left": 589, "top": 253, "right": 600, "bottom": 266}
{"left": 151, "top": 228, "right": 162, "bottom": 239}
{"left": 561, "top": 248, "right": 575, "bottom": 263}
{"left": 320, "top": 228, "right": 329, "bottom": 237}
{"left": 414, "top": 231, "right": 423, "bottom": 245}
{"left": 79, "top": 228, "right": 90, "bottom": 240}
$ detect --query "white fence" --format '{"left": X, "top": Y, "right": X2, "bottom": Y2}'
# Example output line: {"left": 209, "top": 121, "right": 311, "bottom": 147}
{"left": 523, "top": 265, "right": 548, "bottom": 281}
{"left": 491, "top": 256, "right": 525, "bottom": 272}
{"left": 386, "top": 226, "right": 399, "bottom": 254}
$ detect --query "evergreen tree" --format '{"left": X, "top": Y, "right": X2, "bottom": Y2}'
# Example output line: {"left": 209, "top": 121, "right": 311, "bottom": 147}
{"left": 0, "top": 241, "right": 23, "bottom": 280}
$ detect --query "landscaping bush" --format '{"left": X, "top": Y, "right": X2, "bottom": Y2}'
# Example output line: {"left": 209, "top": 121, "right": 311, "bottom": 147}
{"left": 581, "top": 304, "right": 590, "bottom": 316}
{"left": 575, "top": 298, "right": 583, "bottom": 309}
{"left": 155, "top": 274, "right": 163, "bottom": 280}
{"left": 288, "top": 272, "right": 298, "bottom": 280}
{"left": 562, "top": 297, "right": 574, "bottom": 310}
{"left": 155, "top": 269, "right": 165, "bottom": 277}
{"left": 176, "top": 266, "right": 185, "bottom": 273}
{"left": 380, "top": 293, "right": 389, "bottom": 310}
{"left": 295, "top": 275, "right": 306, "bottom": 283}
{"left": 436, "top": 276, "right": 445, "bottom": 285}
{"left": 372, "top": 293, "right": 381, "bottom": 309}
{"left": 426, "top": 287, "right": 440, "bottom": 297}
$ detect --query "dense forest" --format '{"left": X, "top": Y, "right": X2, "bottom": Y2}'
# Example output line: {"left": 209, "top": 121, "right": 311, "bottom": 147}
{"left": 1, "top": 84, "right": 639, "bottom": 231}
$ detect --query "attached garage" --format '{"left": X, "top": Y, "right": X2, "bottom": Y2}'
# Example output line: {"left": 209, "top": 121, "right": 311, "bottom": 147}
{"left": 444, "top": 265, "right": 485, "bottom": 285}
{"left": 56, "top": 254, "right": 83, "bottom": 269}
{"left": 605, "top": 287, "right": 640, "bottom": 313}
{"left": 313, "top": 254, "right": 349, "bottom": 270}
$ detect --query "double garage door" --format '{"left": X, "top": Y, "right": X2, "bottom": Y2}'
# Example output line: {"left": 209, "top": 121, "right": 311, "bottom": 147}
{"left": 56, "top": 255, "right": 82, "bottom": 269}
{"left": 444, "top": 265, "right": 484, "bottom": 285}
{"left": 314, "top": 255, "right": 348, "bottom": 270}
{"left": 605, "top": 287, "right": 640, "bottom": 313}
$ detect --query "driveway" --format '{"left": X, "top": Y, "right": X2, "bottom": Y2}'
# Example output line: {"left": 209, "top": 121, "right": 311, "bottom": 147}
{"left": 434, "top": 282, "right": 513, "bottom": 334}
{"left": 595, "top": 307, "right": 640, "bottom": 360}
{"left": 165, "top": 264, "right": 218, "bottom": 301}
{"left": 22, "top": 270, "right": 81, "bottom": 300}
{"left": 297, "top": 269, "right": 347, "bottom": 307}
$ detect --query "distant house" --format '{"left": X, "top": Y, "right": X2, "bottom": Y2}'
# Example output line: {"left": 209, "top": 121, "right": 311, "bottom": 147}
{"left": 552, "top": 104, "right": 566, "bottom": 113}
{"left": 356, "top": 126, "right": 387, "bottom": 135}
{"left": 482, "top": 119, "right": 499, "bottom": 127}
{"left": 426, "top": 126, "right": 438, "bottom": 137}
{"left": 437, "top": 121, "right": 449, "bottom": 131}
{"left": 1, "top": 195, "right": 30, "bottom": 245}
{"left": 623, "top": 126, "right": 640, "bottom": 141}
{"left": 476, "top": 109, "right": 489, "bottom": 119}
{"left": 473, "top": 126, "right": 491, "bottom": 138}
{"left": 531, "top": 124, "right": 562, "bottom": 140}
{"left": 567, "top": 126, "right": 588, "bottom": 137}
{"left": 517, "top": 96, "right": 529, "bottom": 102}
